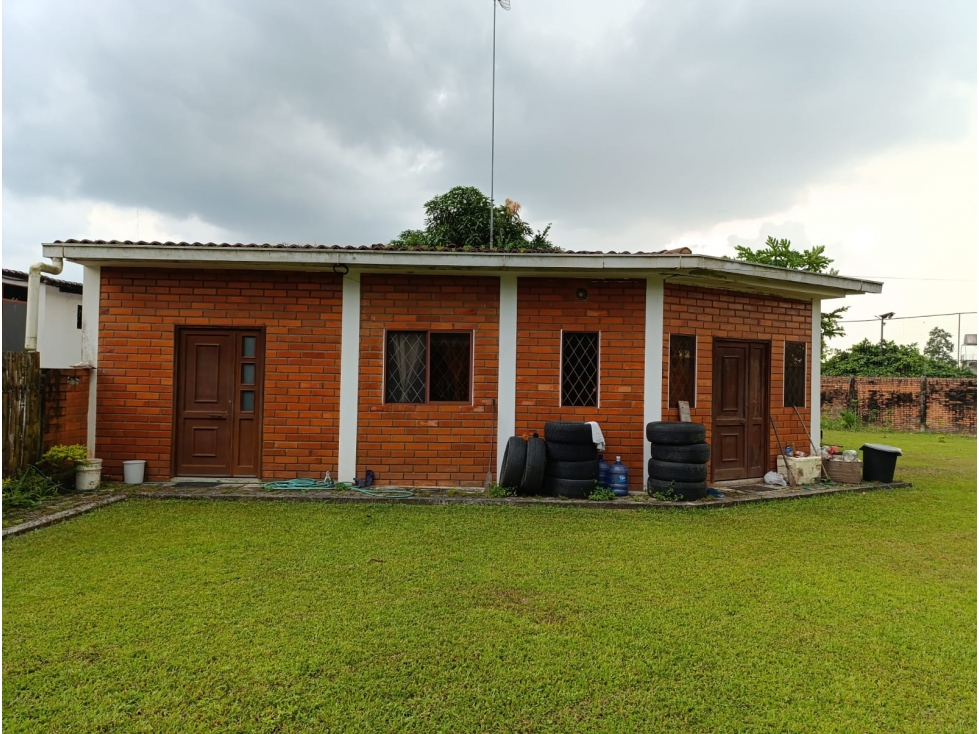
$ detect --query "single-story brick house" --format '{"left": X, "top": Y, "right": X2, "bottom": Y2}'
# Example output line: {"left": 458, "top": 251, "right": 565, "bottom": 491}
{"left": 46, "top": 239, "right": 881, "bottom": 491}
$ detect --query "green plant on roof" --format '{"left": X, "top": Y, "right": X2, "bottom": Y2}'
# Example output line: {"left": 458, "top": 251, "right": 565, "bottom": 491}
{"left": 391, "top": 186, "right": 556, "bottom": 252}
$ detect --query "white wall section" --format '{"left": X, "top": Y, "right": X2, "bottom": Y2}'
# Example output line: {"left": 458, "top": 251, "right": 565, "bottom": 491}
{"left": 643, "top": 277, "right": 665, "bottom": 487}
{"left": 338, "top": 270, "right": 362, "bottom": 482}
{"left": 496, "top": 275, "right": 518, "bottom": 478}
{"left": 82, "top": 266, "right": 101, "bottom": 458}
{"left": 811, "top": 298, "right": 821, "bottom": 451}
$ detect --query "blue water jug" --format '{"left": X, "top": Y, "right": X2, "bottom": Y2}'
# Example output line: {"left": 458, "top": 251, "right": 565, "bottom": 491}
{"left": 610, "top": 456, "right": 629, "bottom": 496}
{"left": 598, "top": 454, "right": 611, "bottom": 489}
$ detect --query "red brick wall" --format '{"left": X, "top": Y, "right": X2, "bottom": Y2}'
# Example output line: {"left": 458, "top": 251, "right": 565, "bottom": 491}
{"left": 98, "top": 268, "right": 342, "bottom": 481}
{"left": 42, "top": 368, "right": 89, "bottom": 450}
{"left": 515, "top": 278, "right": 646, "bottom": 491}
{"left": 662, "top": 284, "right": 814, "bottom": 475}
{"left": 357, "top": 275, "right": 499, "bottom": 486}
{"left": 821, "top": 376, "right": 977, "bottom": 433}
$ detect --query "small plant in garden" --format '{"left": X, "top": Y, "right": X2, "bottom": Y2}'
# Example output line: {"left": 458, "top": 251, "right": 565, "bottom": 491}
{"left": 2, "top": 466, "right": 60, "bottom": 509}
{"left": 39, "top": 444, "right": 88, "bottom": 490}
{"left": 487, "top": 483, "right": 516, "bottom": 498}
{"left": 588, "top": 487, "right": 616, "bottom": 501}
{"left": 648, "top": 481, "right": 683, "bottom": 502}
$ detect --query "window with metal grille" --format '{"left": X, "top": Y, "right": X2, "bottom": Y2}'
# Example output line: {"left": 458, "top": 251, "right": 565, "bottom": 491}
{"left": 668, "top": 334, "right": 696, "bottom": 408}
{"left": 561, "top": 332, "right": 599, "bottom": 407}
{"left": 784, "top": 341, "right": 807, "bottom": 408}
{"left": 385, "top": 331, "right": 471, "bottom": 404}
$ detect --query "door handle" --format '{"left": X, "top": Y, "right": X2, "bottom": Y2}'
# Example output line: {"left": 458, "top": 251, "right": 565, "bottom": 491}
{"left": 208, "top": 412, "right": 228, "bottom": 418}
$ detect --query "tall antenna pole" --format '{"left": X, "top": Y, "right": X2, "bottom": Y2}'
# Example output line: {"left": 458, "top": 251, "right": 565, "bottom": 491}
{"left": 489, "top": 0, "right": 497, "bottom": 250}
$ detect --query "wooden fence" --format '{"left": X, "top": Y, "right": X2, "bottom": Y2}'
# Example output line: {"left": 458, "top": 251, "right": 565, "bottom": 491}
{"left": 3, "top": 351, "right": 44, "bottom": 477}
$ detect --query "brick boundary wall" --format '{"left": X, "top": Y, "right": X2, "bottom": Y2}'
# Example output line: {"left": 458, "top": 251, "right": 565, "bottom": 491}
{"left": 42, "top": 368, "right": 89, "bottom": 450}
{"left": 357, "top": 275, "right": 500, "bottom": 487}
{"left": 515, "top": 278, "right": 646, "bottom": 491}
{"left": 821, "top": 376, "right": 977, "bottom": 434}
{"left": 98, "top": 268, "right": 343, "bottom": 481}
{"left": 662, "top": 284, "right": 814, "bottom": 473}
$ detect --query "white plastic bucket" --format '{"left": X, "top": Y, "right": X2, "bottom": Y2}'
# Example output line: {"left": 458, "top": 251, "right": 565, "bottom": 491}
{"left": 75, "top": 459, "right": 103, "bottom": 491}
{"left": 123, "top": 460, "right": 146, "bottom": 485}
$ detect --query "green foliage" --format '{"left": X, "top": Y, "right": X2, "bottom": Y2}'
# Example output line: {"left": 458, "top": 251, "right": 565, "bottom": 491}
{"left": 487, "top": 483, "right": 517, "bottom": 498}
{"left": 391, "top": 186, "right": 556, "bottom": 252}
{"left": 822, "top": 339, "right": 975, "bottom": 377}
{"left": 39, "top": 444, "right": 88, "bottom": 491}
{"left": 648, "top": 481, "right": 683, "bottom": 502}
{"left": 734, "top": 236, "right": 848, "bottom": 352}
{"left": 587, "top": 487, "right": 616, "bottom": 501}
{"left": 2, "top": 466, "right": 60, "bottom": 509}
{"left": 923, "top": 327, "right": 955, "bottom": 365}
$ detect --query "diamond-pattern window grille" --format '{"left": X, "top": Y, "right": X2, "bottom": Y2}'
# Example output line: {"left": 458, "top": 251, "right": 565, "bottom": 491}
{"left": 562, "top": 332, "right": 599, "bottom": 407}
{"left": 784, "top": 341, "right": 807, "bottom": 408}
{"left": 386, "top": 331, "right": 427, "bottom": 403}
{"left": 430, "top": 333, "right": 471, "bottom": 402}
{"left": 668, "top": 334, "right": 696, "bottom": 408}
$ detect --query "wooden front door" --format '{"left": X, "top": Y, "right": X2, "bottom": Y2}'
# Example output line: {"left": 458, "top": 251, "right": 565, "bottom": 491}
{"left": 711, "top": 339, "right": 769, "bottom": 481}
{"left": 174, "top": 328, "right": 264, "bottom": 477}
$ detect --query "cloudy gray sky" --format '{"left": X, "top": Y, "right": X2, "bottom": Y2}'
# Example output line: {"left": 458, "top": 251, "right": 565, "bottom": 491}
{"left": 3, "top": 0, "right": 976, "bottom": 350}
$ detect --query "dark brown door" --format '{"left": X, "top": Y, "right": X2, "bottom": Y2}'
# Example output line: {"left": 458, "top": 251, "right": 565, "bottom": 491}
{"left": 712, "top": 340, "right": 769, "bottom": 481}
{"left": 175, "top": 328, "right": 263, "bottom": 477}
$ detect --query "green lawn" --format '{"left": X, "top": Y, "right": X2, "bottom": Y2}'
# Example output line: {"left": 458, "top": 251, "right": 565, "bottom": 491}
{"left": 3, "top": 431, "right": 975, "bottom": 732}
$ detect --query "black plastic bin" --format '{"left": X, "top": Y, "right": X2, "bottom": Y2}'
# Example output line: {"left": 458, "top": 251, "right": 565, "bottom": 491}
{"left": 860, "top": 443, "right": 902, "bottom": 482}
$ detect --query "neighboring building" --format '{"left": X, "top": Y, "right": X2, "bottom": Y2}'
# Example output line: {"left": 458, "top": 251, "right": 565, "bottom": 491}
{"left": 46, "top": 239, "right": 882, "bottom": 488}
{"left": 2, "top": 268, "right": 83, "bottom": 368}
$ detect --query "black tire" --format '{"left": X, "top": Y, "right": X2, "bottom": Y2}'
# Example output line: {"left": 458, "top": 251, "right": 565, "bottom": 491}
{"left": 547, "top": 460, "right": 599, "bottom": 481}
{"left": 519, "top": 436, "right": 547, "bottom": 495}
{"left": 647, "top": 459, "right": 708, "bottom": 482}
{"left": 544, "top": 421, "right": 594, "bottom": 444}
{"left": 499, "top": 436, "right": 527, "bottom": 490}
{"left": 543, "top": 476, "right": 595, "bottom": 499}
{"left": 649, "top": 442, "right": 711, "bottom": 464}
{"left": 645, "top": 421, "right": 706, "bottom": 446}
{"left": 545, "top": 440, "right": 598, "bottom": 462}
{"left": 647, "top": 477, "right": 708, "bottom": 501}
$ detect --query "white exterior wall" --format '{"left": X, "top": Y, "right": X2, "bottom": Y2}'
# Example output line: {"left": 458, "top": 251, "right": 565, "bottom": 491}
{"left": 37, "top": 284, "right": 83, "bottom": 369}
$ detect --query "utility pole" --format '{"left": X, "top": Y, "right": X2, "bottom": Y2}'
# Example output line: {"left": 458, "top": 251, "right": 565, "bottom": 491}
{"left": 957, "top": 313, "right": 962, "bottom": 367}
{"left": 489, "top": 0, "right": 510, "bottom": 250}
{"left": 877, "top": 312, "right": 895, "bottom": 343}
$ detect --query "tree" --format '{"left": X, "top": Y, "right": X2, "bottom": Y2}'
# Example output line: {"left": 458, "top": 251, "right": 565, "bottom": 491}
{"left": 822, "top": 338, "right": 974, "bottom": 377}
{"left": 391, "top": 186, "right": 555, "bottom": 252}
{"left": 923, "top": 327, "right": 955, "bottom": 365}
{"left": 734, "top": 236, "right": 847, "bottom": 354}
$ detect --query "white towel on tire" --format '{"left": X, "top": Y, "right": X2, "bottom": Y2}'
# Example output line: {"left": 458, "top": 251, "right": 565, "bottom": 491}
{"left": 585, "top": 421, "right": 606, "bottom": 450}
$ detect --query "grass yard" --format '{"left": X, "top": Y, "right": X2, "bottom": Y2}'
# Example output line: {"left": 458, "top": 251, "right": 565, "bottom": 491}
{"left": 3, "top": 430, "right": 976, "bottom": 732}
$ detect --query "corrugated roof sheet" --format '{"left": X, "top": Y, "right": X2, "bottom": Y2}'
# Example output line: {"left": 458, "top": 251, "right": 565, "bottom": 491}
{"left": 2, "top": 268, "right": 83, "bottom": 293}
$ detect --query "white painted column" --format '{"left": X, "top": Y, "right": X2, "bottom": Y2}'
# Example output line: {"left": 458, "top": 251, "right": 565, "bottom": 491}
{"left": 496, "top": 274, "right": 518, "bottom": 478}
{"left": 811, "top": 298, "right": 821, "bottom": 450}
{"left": 643, "top": 276, "right": 665, "bottom": 487}
{"left": 337, "top": 270, "right": 362, "bottom": 482}
{"left": 81, "top": 265, "right": 101, "bottom": 459}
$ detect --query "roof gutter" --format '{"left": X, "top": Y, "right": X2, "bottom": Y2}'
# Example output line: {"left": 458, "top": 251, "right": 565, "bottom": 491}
{"left": 25, "top": 256, "right": 64, "bottom": 351}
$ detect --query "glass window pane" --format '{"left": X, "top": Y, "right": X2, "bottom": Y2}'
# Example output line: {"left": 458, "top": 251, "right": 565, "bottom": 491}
{"left": 385, "top": 332, "right": 427, "bottom": 403}
{"left": 242, "top": 336, "right": 256, "bottom": 358}
{"left": 669, "top": 335, "right": 696, "bottom": 408}
{"left": 430, "top": 333, "right": 471, "bottom": 402}
{"left": 241, "top": 363, "right": 255, "bottom": 385}
{"left": 784, "top": 342, "right": 807, "bottom": 408}
{"left": 561, "top": 332, "right": 599, "bottom": 407}
{"left": 241, "top": 391, "right": 255, "bottom": 412}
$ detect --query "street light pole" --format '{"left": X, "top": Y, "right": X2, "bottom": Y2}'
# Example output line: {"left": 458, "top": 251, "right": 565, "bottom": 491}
{"left": 489, "top": 0, "right": 510, "bottom": 250}
{"left": 877, "top": 312, "right": 895, "bottom": 343}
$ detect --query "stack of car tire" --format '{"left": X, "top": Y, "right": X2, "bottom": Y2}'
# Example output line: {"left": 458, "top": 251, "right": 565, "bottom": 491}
{"left": 497, "top": 421, "right": 598, "bottom": 498}
{"left": 542, "top": 422, "right": 598, "bottom": 498}
{"left": 646, "top": 421, "right": 710, "bottom": 500}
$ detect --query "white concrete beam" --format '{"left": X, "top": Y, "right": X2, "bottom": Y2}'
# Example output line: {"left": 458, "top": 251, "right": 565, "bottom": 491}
{"left": 337, "top": 271, "right": 362, "bottom": 482}
{"left": 81, "top": 265, "right": 101, "bottom": 459}
{"left": 496, "top": 275, "right": 518, "bottom": 479}
{"left": 643, "top": 277, "right": 665, "bottom": 487}
{"left": 811, "top": 298, "right": 821, "bottom": 451}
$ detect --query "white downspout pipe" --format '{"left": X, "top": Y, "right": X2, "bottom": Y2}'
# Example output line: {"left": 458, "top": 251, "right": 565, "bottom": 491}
{"left": 25, "top": 256, "right": 64, "bottom": 351}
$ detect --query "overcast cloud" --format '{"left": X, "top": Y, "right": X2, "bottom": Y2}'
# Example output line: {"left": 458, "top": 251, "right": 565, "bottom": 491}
{"left": 3, "top": 0, "right": 976, "bottom": 348}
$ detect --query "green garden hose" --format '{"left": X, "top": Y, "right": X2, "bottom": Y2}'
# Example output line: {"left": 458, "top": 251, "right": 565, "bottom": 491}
{"left": 262, "top": 477, "right": 413, "bottom": 499}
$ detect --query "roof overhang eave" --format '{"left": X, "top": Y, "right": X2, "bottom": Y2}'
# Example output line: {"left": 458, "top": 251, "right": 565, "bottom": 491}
{"left": 42, "top": 242, "right": 882, "bottom": 298}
